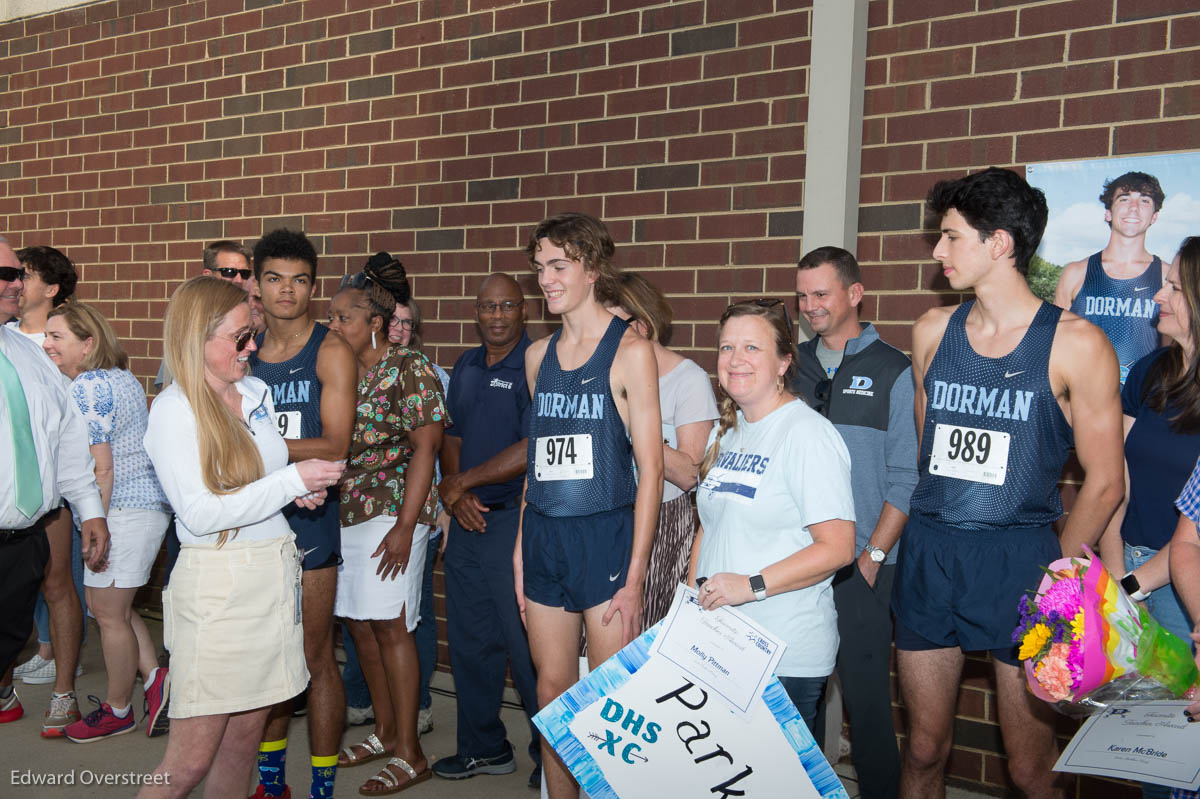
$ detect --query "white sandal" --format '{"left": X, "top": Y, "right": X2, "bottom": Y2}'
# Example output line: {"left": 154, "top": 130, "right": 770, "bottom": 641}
{"left": 339, "top": 732, "right": 389, "bottom": 767}
{"left": 359, "top": 756, "right": 432, "bottom": 795}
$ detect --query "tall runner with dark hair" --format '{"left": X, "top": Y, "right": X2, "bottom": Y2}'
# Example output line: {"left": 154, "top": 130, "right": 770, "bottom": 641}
{"left": 248, "top": 229, "right": 357, "bottom": 799}
{"left": 518, "top": 212, "right": 663, "bottom": 799}
{"left": 894, "top": 168, "right": 1124, "bottom": 799}
{"left": 1055, "top": 171, "right": 1167, "bottom": 384}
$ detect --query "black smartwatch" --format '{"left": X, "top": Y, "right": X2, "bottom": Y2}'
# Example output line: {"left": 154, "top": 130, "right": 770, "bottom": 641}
{"left": 1120, "top": 571, "right": 1150, "bottom": 602}
{"left": 749, "top": 574, "right": 767, "bottom": 601}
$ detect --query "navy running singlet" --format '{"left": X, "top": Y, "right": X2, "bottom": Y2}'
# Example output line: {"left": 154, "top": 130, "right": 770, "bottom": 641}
{"left": 1069, "top": 251, "right": 1161, "bottom": 384}
{"left": 525, "top": 316, "right": 636, "bottom": 518}
{"left": 250, "top": 323, "right": 339, "bottom": 537}
{"left": 909, "top": 301, "right": 1074, "bottom": 530}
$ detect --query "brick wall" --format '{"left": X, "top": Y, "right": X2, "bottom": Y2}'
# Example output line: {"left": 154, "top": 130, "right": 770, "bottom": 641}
{"left": 2, "top": 0, "right": 1198, "bottom": 795}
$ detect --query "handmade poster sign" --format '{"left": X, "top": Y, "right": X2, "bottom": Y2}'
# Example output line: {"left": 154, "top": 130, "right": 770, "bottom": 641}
{"left": 533, "top": 586, "right": 848, "bottom": 799}
{"left": 1054, "top": 701, "right": 1200, "bottom": 790}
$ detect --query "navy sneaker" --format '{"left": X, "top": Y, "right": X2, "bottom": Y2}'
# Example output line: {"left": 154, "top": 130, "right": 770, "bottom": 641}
{"left": 432, "top": 742, "right": 517, "bottom": 780}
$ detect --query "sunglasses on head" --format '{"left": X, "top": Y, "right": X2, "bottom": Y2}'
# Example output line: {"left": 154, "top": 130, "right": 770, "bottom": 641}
{"left": 728, "top": 297, "right": 796, "bottom": 338}
{"left": 0, "top": 267, "right": 25, "bottom": 282}
{"left": 217, "top": 267, "right": 252, "bottom": 280}
{"left": 812, "top": 378, "right": 833, "bottom": 417}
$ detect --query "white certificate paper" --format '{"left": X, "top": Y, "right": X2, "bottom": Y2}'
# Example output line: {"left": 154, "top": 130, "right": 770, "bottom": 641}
{"left": 649, "top": 583, "right": 786, "bottom": 717}
{"left": 1054, "top": 701, "right": 1200, "bottom": 790}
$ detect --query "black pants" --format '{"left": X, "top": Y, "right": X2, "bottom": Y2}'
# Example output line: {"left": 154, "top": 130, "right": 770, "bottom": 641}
{"left": 0, "top": 522, "right": 50, "bottom": 675}
{"left": 816, "top": 561, "right": 901, "bottom": 799}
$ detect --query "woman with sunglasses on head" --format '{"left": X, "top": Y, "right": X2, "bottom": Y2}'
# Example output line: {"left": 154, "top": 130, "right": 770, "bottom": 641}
{"left": 606, "top": 273, "right": 718, "bottom": 629}
{"left": 328, "top": 255, "right": 446, "bottom": 795}
{"left": 689, "top": 299, "right": 855, "bottom": 742}
{"left": 138, "top": 277, "right": 345, "bottom": 798}
{"left": 39, "top": 303, "right": 172, "bottom": 744}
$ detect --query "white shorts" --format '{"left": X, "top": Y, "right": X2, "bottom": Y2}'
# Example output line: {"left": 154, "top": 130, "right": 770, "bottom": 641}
{"left": 84, "top": 507, "right": 171, "bottom": 589}
{"left": 164, "top": 536, "right": 308, "bottom": 718}
{"left": 335, "top": 517, "right": 429, "bottom": 631}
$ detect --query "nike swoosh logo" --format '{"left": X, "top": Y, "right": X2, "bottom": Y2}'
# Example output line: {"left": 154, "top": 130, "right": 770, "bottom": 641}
{"left": 581, "top": 377, "right": 597, "bottom": 385}
{"left": 301, "top": 546, "right": 320, "bottom": 559}
{"left": 608, "top": 572, "right": 620, "bottom": 582}
{"left": 1134, "top": 286, "right": 1151, "bottom": 292}
{"left": 1004, "top": 370, "right": 1024, "bottom": 379}
{"left": 289, "top": 367, "right": 303, "bottom": 374}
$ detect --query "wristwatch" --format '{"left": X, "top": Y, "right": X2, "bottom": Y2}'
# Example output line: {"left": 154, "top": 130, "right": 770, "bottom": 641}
{"left": 1120, "top": 571, "right": 1150, "bottom": 602}
{"left": 749, "top": 574, "right": 767, "bottom": 602}
{"left": 864, "top": 545, "right": 886, "bottom": 563}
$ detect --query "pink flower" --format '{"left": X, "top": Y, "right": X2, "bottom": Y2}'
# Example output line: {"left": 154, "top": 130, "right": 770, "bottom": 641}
{"left": 1035, "top": 643, "right": 1076, "bottom": 700}
{"left": 1038, "top": 575, "right": 1082, "bottom": 620}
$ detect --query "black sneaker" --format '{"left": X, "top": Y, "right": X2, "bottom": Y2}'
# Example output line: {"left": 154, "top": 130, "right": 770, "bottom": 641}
{"left": 432, "top": 743, "right": 517, "bottom": 780}
{"left": 528, "top": 763, "right": 541, "bottom": 789}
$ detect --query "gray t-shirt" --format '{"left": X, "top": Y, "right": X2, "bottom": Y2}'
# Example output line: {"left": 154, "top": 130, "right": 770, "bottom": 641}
{"left": 815, "top": 338, "right": 843, "bottom": 378}
{"left": 659, "top": 359, "right": 719, "bottom": 502}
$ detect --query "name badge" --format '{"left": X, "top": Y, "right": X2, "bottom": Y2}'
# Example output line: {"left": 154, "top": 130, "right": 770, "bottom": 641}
{"left": 929, "top": 422, "right": 1010, "bottom": 485}
{"left": 276, "top": 411, "right": 302, "bottom": 440}
{"left": 535, "top": 434, "right": 594, "bottom": 481}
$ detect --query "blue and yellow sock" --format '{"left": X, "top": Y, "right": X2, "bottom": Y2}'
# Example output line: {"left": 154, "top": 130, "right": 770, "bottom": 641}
{"left": 309, "top": 754, "right": 337, "bottom": 799}
{"left": 257, "top": 738, "right": 288, "bottom": 797}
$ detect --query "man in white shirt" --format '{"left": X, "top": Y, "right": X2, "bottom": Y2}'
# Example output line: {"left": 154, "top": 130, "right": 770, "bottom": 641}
{"left": 0, "top": 237, "right": 109, "bottom": 727}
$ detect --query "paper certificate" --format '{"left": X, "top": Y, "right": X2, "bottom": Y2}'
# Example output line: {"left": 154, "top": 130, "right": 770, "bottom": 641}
{"left": 649, "top": 584, "right": 785, "bottom": 717}
{"left": 1054, "top": 701, "right": 1200, "bottom": 790}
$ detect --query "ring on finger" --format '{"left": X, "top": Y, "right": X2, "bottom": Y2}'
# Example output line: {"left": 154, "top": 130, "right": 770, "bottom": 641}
{"left": 704, "top": 583, "right": 714, "bottom": 594}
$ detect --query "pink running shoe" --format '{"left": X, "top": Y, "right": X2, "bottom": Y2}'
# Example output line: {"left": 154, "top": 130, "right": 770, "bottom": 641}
{"left": 64, "top": 696, "right": 136, "bottom": 743}
{"left": 143, "top": 667, "right": 170, "bottom": 738}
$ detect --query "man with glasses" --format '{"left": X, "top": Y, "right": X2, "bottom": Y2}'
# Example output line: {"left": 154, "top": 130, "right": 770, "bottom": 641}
{"left": 432, "top": 273, "right": 542, "bottom": 786}
{"left": 0, "top": 236, "right": 109, "bottom": 729}
{"left": 792, "top": 246, "right": 917, "bottom": 799}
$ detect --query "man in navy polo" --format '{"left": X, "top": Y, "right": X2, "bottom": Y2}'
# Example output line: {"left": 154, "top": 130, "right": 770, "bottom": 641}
{"left": 432, "top": 273, "right": 542, "bottom": 786}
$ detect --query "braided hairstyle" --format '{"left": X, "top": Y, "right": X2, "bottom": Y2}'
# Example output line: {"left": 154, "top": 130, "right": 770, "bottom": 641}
{"left": 338, "top": 251, "right": 411, "bottom": 326}
{"left": 697, "top": 300, "right": 797, "bottom": 481}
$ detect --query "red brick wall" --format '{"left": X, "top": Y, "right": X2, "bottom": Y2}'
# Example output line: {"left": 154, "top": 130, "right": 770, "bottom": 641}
{"left": 3, "top": 1, "right": 1198, "bottom": 795}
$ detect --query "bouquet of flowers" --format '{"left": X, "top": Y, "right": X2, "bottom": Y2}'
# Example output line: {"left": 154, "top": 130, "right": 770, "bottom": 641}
{"left": 1012, "top": 545, "right": 1198, "bottom": 716}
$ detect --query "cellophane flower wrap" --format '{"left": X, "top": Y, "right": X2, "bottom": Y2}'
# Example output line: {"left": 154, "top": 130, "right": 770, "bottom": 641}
{"left": 1012, "top": 545, "right": 1198, "bottom": 717}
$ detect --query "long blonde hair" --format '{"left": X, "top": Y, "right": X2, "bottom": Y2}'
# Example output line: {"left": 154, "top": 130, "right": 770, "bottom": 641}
{"left": 698, "top": 300, "right": 797, "bottom": 481}
{"left": 164, "top": 276, "right": 263, "bottom": 546}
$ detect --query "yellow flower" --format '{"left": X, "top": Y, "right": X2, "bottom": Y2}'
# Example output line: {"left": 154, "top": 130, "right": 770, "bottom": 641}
{"left": 1019, "top": 623, "right": 1052, "bottom": 661}
{"left": 1071, "top": 609, "right": 1085, "bottom": 640}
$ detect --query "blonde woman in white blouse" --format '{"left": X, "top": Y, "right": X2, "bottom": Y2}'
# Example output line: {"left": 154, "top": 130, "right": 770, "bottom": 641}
{"left": 138, "top": 277, "right": 344, "bottom": 799}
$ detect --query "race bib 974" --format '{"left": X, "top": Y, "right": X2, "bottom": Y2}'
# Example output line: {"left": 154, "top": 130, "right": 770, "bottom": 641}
{"left": 929, "top": 423, "right": 1010, "bottom": 485}
{"left": 534, "top": 434, "right": 594, "bottom": 481}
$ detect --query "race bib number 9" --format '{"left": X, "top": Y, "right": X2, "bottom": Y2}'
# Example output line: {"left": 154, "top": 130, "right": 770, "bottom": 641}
{"left": 535, "top": 434, "right": 594, "bottom": 481}
{"left": 276, "top": 411, "right": 302, "bottom": 440}
{"left": 929, "top": 423, "right": 1010, "bottom": 485}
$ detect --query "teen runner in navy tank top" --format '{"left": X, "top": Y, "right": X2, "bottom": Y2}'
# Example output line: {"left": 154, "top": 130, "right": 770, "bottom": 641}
{"left": 525, "top": 315, "right": 636, "bottom": 517}
{"left": 1069, "top": 252, "right": 1161, "bottom": 384}
{"left": 909, "top": 301, "right": 1073, "bottom": 530}
{"left": 250, "top": 323, "right": 340, "bottom": 564}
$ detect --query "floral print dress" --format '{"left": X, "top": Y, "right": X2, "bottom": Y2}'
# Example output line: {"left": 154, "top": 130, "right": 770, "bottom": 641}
{"left": 340, "top": 346, "right": 447, "bottom": 527}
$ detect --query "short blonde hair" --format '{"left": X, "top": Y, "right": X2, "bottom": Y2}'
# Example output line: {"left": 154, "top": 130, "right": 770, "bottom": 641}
{"left": 47, "top": 302, "right": 129, "bottom": 372}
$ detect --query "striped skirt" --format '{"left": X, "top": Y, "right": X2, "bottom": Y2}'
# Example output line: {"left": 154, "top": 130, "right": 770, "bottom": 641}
{"left": 641, "top": 492, "right": 698, "bottom": 630}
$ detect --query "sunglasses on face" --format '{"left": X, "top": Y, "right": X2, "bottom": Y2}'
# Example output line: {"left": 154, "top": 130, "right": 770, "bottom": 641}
{"left": 0, "top": 267, "right": 25, "bottom": 282}
{"left": 221, "top": 328, "right": 255, "bottom": 352}
{"left": 217, "top": 267, "right": 253, "bottom": 280}
{"left": 812, "top": 378, "right": 833, "bottom": 417}
{"left": 476, "top": 300, "right": 524, "bottom": 314}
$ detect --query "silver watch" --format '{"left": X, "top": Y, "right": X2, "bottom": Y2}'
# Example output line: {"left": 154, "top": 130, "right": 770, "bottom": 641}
{"left": 864, "top": 545, "right": 886, "bottom": 563}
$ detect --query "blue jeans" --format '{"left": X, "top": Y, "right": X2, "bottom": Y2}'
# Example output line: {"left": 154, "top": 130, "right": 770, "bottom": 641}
{"left": 34, "top": 525, "right": 86, "bottom": 647}
{"left": 415, "top": 531, "right": 440, "bottom": 711}
{"left": 1125, "top": 544, "right": 1194, "bottom": 645}
{"left": 778, "top": 675, "right": 828, "bottom": 750}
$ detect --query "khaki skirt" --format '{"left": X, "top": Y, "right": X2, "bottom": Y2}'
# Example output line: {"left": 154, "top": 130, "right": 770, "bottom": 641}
{"left": 164, "top": 536, "right": 308, "bottom": 719}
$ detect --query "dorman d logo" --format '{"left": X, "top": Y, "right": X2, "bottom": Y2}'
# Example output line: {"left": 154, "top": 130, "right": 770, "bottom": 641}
{"left": 848, "top": 376, "right": 872, "bottom": 391}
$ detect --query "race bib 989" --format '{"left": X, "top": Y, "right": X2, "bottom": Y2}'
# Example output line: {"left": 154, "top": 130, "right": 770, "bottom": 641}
{"left": 929, "top": 423, "right": 1010, "bottom": 485}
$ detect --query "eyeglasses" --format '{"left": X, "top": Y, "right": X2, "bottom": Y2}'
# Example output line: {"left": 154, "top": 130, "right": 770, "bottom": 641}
{"left": 476, "top": 300, "right": 524, "bottom": 314}
{"left": 812, "top": 378, "right": 832, "bottom": 417}
{"left": 216, "top": 267, "right": 252, "bottom": 280}
{"left": 0, "top": 267, "right": 25, "bottom": 282}
{"left": 220, "top": 328, "right": 255, "bottom": 352}
{"left": 390, "top": 317, "right": 415, "bottom": 330}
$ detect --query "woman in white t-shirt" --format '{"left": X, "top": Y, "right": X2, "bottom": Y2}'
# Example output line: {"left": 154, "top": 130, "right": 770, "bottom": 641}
{"left": 689, "top": 299, "right": 855, "bottom": 741}
{"left": 608, "top": 273, "right": 718, "bottom": 629}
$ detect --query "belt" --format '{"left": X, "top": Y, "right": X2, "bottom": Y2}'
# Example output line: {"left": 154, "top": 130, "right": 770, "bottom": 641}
{"left": 481, "top": 496, "right": 521, "bottom": 512}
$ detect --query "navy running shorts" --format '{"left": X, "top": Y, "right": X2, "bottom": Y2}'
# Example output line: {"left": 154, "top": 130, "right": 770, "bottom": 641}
{"left": 289, "top": 501, "right": 342, "bottom": 571}
{"left": 890, "top": 513, "right": 1062, "bottom": 666}
{"left": 521, "top": 504, "right": 634, "bottom": 612}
